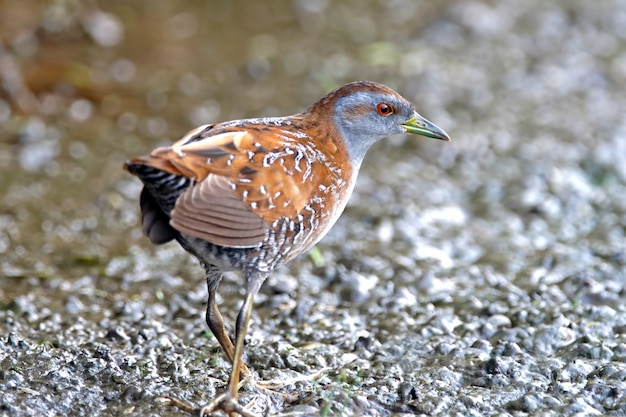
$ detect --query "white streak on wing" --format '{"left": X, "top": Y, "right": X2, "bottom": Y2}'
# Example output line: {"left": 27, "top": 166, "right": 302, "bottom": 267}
{"left": 302, "top": 149, "right": 313, "bottom": 180}
{"left": 293, "top": 148, "right": 304, "bottom": 173}
{"left": 263, "top": 153, "right": 278, "bottom": 167}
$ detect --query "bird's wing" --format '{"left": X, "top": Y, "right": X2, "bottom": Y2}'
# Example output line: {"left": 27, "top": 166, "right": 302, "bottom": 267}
{"left": 170, "top": 173, "right": 268, "bottom": 247}
{"left": 130, "top": 123, "right": 329, "bottom": 248}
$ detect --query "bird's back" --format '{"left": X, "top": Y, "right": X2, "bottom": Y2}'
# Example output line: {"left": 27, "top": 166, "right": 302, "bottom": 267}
{"left": 125, "top": 117, "right": 354, "bottom": 270}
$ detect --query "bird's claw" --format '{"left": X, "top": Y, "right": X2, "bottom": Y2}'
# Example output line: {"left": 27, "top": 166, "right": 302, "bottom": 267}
{"left": 197, "top": 392, "right": 258, "bottom": 417}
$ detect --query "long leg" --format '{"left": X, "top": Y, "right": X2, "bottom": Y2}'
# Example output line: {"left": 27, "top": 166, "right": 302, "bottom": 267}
{"left": 205, "top": 265, "right": 251, "bottom": 377}
{"left": 200, "top": 270, "right": 268, "bottom": 417}
{"left": 228, "top": 272, "right": 265, "bottom": 400}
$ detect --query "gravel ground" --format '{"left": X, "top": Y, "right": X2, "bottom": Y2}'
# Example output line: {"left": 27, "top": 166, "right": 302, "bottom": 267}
{"left": 1, "top": 0, "right": 626, "bottom": 416}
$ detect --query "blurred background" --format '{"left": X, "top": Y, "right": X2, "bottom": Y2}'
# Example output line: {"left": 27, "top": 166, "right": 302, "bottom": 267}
{"left": 1, "top": 0, "right": 626, "bottom": 416}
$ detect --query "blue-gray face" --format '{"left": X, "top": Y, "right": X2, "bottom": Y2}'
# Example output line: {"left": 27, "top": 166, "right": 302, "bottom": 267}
{"left": 335, "top": 91, "right": 415, "bottom": 138}
{"left": 332, "top": 87, "right": 450, "bottom": 167}
{"left": 333, "top": 91, "right": 416, "bottom": 164}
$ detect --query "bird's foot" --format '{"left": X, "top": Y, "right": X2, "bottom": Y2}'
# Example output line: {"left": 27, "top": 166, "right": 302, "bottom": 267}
{"left": 161, "top": 375, "right": 259, "bottom": 417}
{"left": 197, "top": 391, "right": 259, "bottom": 417}
{"left": 160, "top": 369, "right": 328, "bottom": 415}
{"left": 161, "top": 392, "right": 259, "bottom": 417}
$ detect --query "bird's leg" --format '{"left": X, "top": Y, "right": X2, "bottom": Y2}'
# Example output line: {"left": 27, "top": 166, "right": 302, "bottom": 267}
{"left": 205, "top": 266, "right": 252, "bottom": 378}
{"left": 229, "top": 273, "right": 264, "bottom": 399}
{"left": 165, "top": 267, "right": 314, "bottom": 416}
{"left": 199, "top": 271, "right": 267, "bottom": 417}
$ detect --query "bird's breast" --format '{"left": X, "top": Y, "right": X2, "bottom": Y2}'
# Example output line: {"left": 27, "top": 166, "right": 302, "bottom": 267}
{"left": 263, "top": 153, "right": 355, "bottom": 263}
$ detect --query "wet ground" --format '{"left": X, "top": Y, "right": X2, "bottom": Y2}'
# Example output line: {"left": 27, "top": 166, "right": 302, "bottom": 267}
{"left": 1, "top": 0, "right": 626, "bottom": 416}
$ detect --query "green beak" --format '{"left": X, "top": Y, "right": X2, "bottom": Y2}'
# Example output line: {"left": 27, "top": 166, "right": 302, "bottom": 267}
{"left": 402, "top": 112, "right": 451, "bottom": 141}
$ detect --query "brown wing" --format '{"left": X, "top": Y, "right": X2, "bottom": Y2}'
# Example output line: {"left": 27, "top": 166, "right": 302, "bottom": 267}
{"left": 170, "top": 174, "right": 267, "bottom": 247}
{"left": 130, "top": 121, "right": 343, "bottom": 248}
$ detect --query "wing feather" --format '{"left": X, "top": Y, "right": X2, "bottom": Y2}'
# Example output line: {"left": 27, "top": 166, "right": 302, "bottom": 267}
{"left": 171, "top": 175, "right": 267, "bottom": 247}
{"left": 128, "top": 121, "right": 349, "bottom": 249}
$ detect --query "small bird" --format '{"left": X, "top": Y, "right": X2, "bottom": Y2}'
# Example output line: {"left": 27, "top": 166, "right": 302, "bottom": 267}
{"left": 124, "top": 81, "right": 449, "bottom": 416}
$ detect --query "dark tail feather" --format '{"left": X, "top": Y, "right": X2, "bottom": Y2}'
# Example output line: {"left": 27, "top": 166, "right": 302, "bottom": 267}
{"left": 139, "top": 187, "right": 178, "bottom": 244}
{"left": 125, "top": 160, "right": 194, "bottom": 245}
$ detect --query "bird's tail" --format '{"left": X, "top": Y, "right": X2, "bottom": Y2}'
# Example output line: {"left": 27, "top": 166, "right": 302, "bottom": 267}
{"left": 125, "top": 158, "right": 194, "bottom": 244}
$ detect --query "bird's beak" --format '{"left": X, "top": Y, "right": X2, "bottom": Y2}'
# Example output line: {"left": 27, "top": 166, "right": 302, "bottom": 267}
{"left": 402, "top": 112, "right": 451, "bottom": 141}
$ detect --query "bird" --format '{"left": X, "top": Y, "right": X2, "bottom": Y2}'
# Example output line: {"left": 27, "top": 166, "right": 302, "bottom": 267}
{"left": 124, "top": 81, "right": 450, "bottom": 416}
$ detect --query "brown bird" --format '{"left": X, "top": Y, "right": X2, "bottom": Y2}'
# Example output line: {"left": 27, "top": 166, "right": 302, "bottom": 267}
{"left": 124, "top": 81, "right": 450, "bottom": 416}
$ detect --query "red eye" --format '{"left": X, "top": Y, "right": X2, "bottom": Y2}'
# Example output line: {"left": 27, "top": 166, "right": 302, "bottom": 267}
{"left": 377, "top": 103, "right": 394, "bottom": 116}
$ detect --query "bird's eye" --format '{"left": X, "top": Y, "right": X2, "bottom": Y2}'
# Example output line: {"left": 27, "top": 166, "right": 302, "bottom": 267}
{"left": 376, "top": 103, "right": 394, "bottom": 116}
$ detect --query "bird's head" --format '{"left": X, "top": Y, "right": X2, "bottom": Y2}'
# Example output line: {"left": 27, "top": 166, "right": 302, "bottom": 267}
{"left": 313, "top": 81, "right": 450, "bottom": 165}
